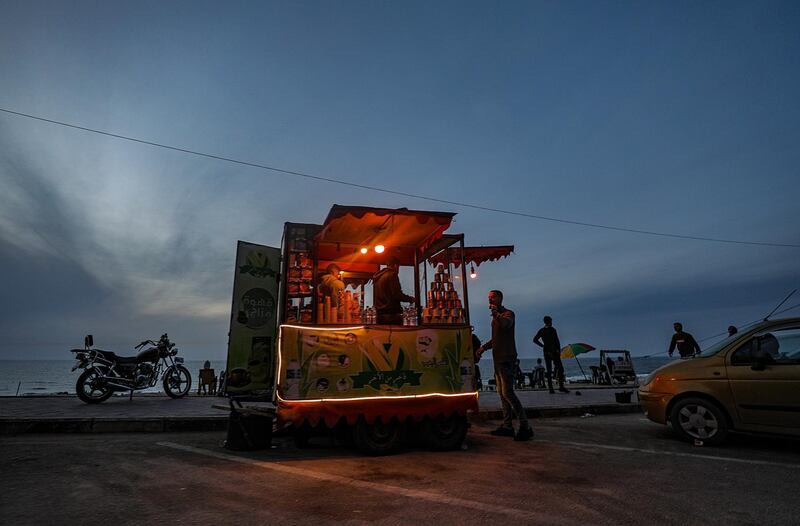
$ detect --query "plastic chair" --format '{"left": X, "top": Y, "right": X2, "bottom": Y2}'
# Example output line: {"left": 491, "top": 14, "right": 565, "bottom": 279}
{"left": 530, "top": 368, "right": 546, "bottom": 388}
{"left": 198, "top": 368, "right": 217, "bottom": 395}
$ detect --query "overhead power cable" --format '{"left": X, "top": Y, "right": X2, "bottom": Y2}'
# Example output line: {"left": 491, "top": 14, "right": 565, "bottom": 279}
{"left": 2, "top": 106, "right": 799, "bottom": 249}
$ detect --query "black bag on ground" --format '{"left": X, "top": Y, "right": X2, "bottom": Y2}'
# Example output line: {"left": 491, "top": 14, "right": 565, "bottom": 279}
{"left": 224, "top": 399, "right": 273, "bottom": 451}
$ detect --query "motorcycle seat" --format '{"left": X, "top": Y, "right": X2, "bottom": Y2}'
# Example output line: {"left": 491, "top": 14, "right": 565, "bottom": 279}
{"left": 115, "top": 356, "right": 139, "bottom": 365}
{"left": 94, "top": 349, "right": 138, "bottom": 365}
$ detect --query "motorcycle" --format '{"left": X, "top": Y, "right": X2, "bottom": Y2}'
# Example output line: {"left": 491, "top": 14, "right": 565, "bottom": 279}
{"left": 70, "top": 333, "right": 192, "bottom": 404}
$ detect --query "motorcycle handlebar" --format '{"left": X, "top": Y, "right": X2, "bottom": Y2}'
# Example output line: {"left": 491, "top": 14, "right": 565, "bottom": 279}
{"left": 133, "top": 336, "right": 174, "bottom": 350}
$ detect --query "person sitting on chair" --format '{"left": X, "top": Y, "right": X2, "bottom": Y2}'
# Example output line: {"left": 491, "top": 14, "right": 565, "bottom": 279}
{"left": 198, "top": 360, "right": 216, "bottom": 395}
{"left": 530, "top": 358, "right": 546, "bottom": 388}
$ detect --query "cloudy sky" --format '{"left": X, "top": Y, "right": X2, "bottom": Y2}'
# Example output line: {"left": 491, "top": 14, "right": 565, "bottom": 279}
{"left": 1, "top": 1, "right": 798, "bottom": 361}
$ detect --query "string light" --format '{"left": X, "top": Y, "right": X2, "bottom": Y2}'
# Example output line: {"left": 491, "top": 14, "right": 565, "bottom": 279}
{"left": 374, "top": 245, "right": 385, "bottom": 254}
{"left": 360, "top": 247, "right": 368, "bottom": 254}
{"left": 470, "top": 264, "right": 477, "bottom": 279}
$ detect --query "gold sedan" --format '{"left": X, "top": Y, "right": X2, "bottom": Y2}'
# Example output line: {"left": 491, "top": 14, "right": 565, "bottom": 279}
{"left": 639, "top": 317, "right": 800, "bottom": 445}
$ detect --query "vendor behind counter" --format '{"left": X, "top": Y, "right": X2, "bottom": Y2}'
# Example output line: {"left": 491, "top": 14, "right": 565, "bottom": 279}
{"left": 373, "top": 256, "right": 415, "bottom": 325}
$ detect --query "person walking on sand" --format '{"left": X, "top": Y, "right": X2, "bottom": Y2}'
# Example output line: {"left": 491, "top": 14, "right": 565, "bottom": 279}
{"left": 476, "top": 290, "right": 533, "bottom": 441}
{"left": 533, "top": 316, "right": 569, "bottom": 394}
{"left": 668, "top": 322, "right": 701, "bottom": 358}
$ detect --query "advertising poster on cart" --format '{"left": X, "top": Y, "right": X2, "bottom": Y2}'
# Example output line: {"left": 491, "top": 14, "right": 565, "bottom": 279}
{"left": 226, "top": 241, "right": 281, "bottom": 395}
{"left": 279, "top": 325, "right": 475, "bottom": 400}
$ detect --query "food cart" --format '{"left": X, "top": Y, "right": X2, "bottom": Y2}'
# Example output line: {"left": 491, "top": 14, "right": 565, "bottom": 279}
{"left": 225, "top": 204, "right": 512, "bottom": 453}
{"left": 598, "top": 350, "right": 637, "bottom": 385}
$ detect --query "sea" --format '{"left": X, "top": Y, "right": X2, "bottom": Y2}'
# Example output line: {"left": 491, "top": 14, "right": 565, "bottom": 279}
{"left": 0, "top": 356, "right": 672, "bottom": 396}
{"left": 0, "top": 360, "right": 228, "bottom": 396}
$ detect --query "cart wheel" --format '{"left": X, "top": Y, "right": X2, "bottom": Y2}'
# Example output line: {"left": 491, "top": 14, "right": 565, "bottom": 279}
{"left": 352, "top": 417, "right": 403, "bottom": 455}
{"left": 425, "top": 414, "right": 468, "bottom": 451}
{"left": 293, "top": 423, "right": 312, "bottom": 448}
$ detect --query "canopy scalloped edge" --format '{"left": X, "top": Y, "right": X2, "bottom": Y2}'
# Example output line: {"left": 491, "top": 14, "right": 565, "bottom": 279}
{"left": 324, "top": 205, "right": 455, "bottom": 226}
{"left": 428, "top": 246, "right": 514, "bottom": 268}
{"left": 277, "top": 394, "right": 478, "bottom": 428}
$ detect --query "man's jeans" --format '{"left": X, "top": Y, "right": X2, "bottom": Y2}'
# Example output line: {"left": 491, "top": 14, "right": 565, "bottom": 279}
{"left": 495, "top": 361, "right": 529, "bottom": 429}
{"left": 544, "top": 350, "right": 565, "bottom": 390}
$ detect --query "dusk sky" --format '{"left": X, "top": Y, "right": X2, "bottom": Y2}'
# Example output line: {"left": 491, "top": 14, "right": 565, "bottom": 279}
{"left": 1, "top": 1, "right": 798, "bottom": 361}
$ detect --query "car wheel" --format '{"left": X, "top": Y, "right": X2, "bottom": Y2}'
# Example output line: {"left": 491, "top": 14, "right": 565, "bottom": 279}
{"left": 669, "top": 397, "right": 729, "bottom": 446}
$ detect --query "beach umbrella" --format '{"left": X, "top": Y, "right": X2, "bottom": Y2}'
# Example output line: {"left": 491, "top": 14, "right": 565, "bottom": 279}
{"left": 560, "top": 343, "right": 596, "bottom": 381}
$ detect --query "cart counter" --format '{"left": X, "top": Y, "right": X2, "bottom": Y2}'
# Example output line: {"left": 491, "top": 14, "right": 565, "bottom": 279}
{"left": 276, "top": 324, "right": 478, "bottom": 426}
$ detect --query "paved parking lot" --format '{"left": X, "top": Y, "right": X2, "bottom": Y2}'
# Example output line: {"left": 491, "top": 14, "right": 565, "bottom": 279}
{"left": 2, "top": 413, "right": 798, "bottom": 525}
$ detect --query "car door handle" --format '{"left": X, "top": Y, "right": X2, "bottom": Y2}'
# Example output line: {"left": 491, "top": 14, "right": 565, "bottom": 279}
{"left": 713, "top": 371, "right": 721, "bottom": 376}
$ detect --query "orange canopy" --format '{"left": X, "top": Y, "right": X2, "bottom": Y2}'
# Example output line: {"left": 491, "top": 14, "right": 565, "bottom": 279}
{"left": 428, "top": 245, "right": 514, "bottom": 268}
{"left": 315, "top": 205, "right": 456, "bottom": 266}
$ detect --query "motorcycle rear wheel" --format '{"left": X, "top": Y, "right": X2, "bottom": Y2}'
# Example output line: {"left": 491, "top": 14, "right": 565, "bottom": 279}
{"left": 76, "top": 368, "right": 113, "bottom": 404}
{"left": 163, "top": 365, "right": 192, "bottom": 398}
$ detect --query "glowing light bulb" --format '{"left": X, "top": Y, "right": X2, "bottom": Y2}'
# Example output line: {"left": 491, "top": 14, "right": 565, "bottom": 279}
{"left": 360, "top": 247, "right": 368, "bottom": 254}
{"left": 470, "top": 264, "right": 477, "bottom": 279}
{"left": 374, "top": 245, "right": 385, "bottom": 254}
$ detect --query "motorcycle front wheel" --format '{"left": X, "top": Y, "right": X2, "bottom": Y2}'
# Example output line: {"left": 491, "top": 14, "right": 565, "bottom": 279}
{"left": 163, "top": 365, "right": 192, "bottom": 398}
{"left": 76, "top": 368, "right": 113, "bottom": 404}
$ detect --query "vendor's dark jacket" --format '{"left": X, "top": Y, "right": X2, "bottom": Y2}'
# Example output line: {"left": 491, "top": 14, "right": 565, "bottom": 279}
{"left": 373, "top": 267, "right": 413, "bottom": 315}
{"left": 483, "top": 306, "right": 517, "bottom": 364}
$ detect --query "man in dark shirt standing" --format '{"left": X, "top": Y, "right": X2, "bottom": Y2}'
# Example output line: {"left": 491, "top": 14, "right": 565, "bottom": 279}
{"left": 477, "top": 290, "right": 533, "bottom": 441}
{"left": 373, "top": 256, "right": 415, "bottom": 324}
{"left": 533, "top": 316, "right": 569, "bottom": 394}
{"left": 668, "top": 322, "right": 701, "bottom": 358}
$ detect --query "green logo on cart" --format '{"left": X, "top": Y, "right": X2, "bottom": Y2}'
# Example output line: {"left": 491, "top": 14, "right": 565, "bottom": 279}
{"left": 350, "top": 370, "right": 423, "bottom": 390}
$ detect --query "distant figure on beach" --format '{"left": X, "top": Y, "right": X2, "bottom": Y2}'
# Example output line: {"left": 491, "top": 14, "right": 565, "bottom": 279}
{"left": 533, "top": 316, "right": 568, "bottom": 394}
{"left": 472, "top": 333, "right": 483, "bottom": 391}
{"left": 668, "top": 322, "right": 701, "bottom": 359}
{"left": 476, "top": 290, "right": 533, "bottom": 441}
{"left": 514, "top": 359, "right": 526, "bottom": 389}
{"left": 727, "top": 325, "right": 738, "bottom": 337}
{"left": 217, "top": 370, "right": 226, "bottom": 396}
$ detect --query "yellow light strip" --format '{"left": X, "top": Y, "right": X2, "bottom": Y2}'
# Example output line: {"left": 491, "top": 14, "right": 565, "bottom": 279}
{"left": 275, "top": 326, "right": 283, "bottom": 404}
{"left": 276, "top": 391, "right": 479, "bottom": 404}
{"left": 280, "top": 324, "right": 367, "bottom": 331}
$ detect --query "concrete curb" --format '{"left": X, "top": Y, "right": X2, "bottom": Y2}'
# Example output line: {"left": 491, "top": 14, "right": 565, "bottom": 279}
{"left": 0, "top": 416, "right": 228, "bottom": 435}
{"left": 473, "top": 403, "right": 643, "bottom": 421}
{"left": 0, "top": 403, "right": 641, "bottom": 435}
